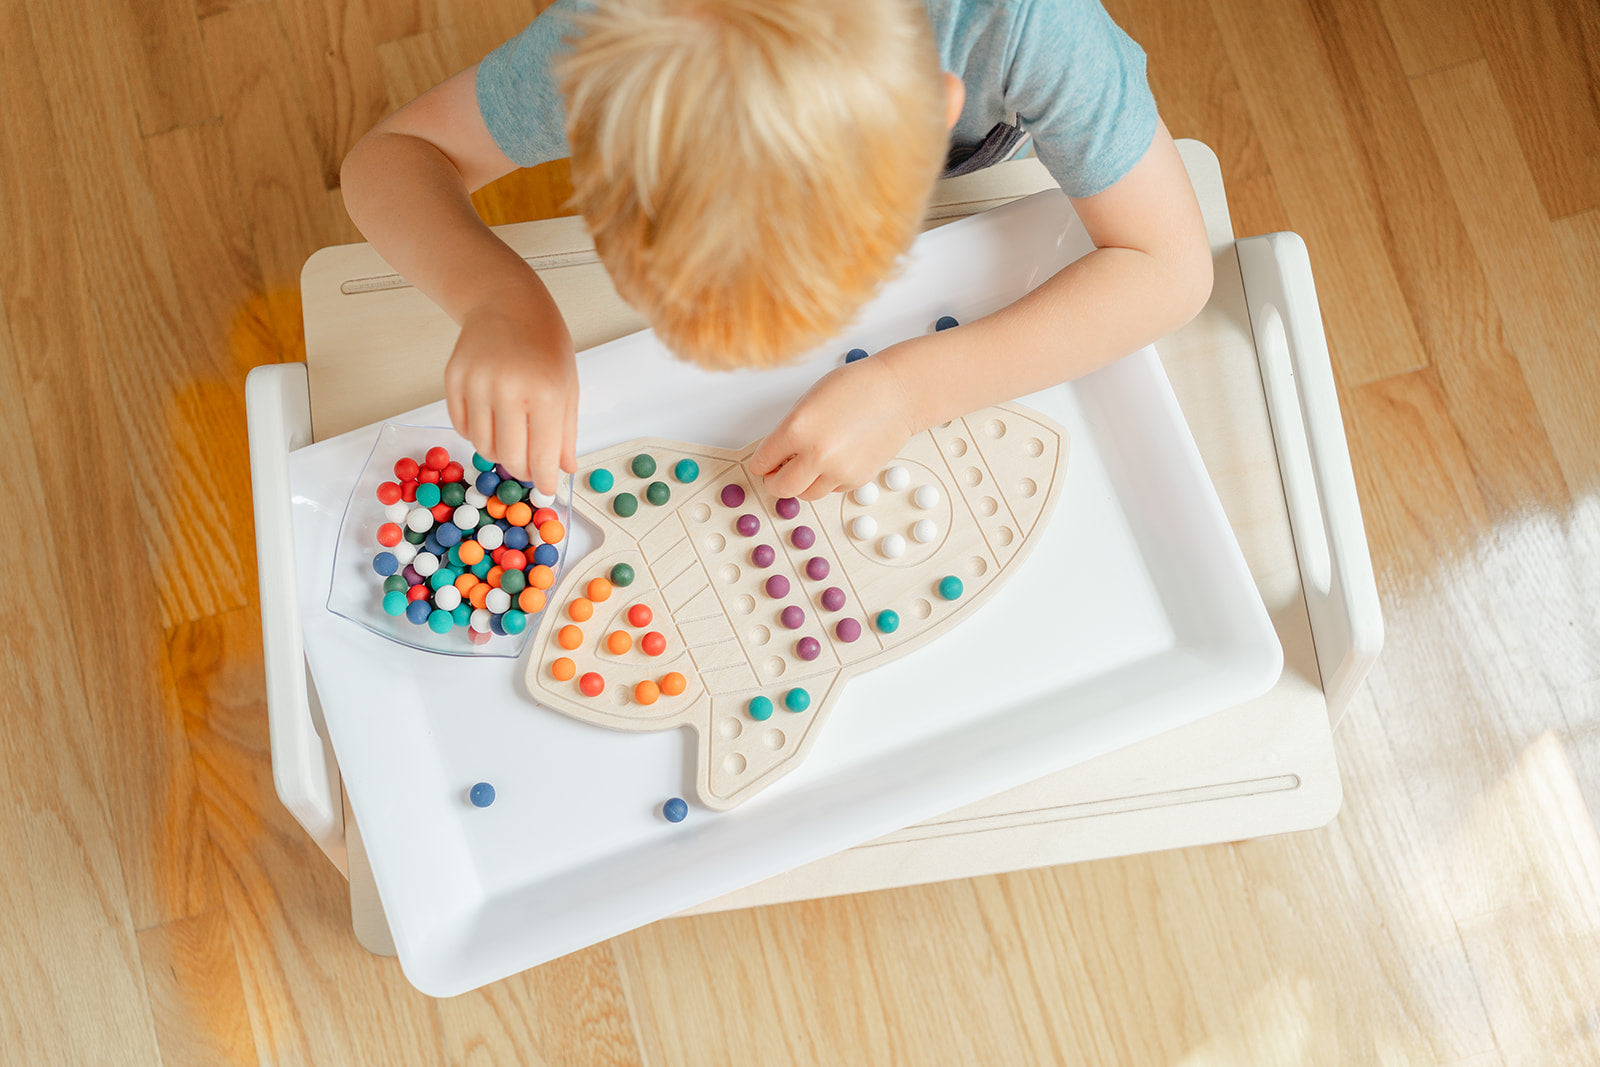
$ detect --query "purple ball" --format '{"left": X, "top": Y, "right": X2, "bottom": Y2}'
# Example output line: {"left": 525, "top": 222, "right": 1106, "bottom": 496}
{"left": 765, "top": 574, "right": 790, "bottom": 599}
{"left": 820, "top": 586, "right": 846, "bottom": 612}
{"left": 835, "top": 617, "right": 862, "bottom": 643}
{"left": 776, "top": 497, "right": 800, "bottom": 520}
{"left": 736, "top": 513, "right": 760, "bottom": 537}
{"left": 402, "top": 564, "right": 422, "bottom": 585}
{"left": 790, "top": 525, "right": 816, "bottom": 549}
{"left": 805, "top": 556, "right": 830, "bottom": 581}
{"left": 780, "top": 605, "right": 805, "bottom": 630}
{"left": 751, "top": 544, "right": 776, "bottom": 568}
{"left": 796, "top": 636, "right": 821, "bottom": 661}
{"left": 720, "top": 483, "right": 745, "bottom": 508}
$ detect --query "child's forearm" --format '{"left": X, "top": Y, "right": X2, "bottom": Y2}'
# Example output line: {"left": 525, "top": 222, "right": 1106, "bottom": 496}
{"left": 879, "top": 239, "right": 1213, "bottom": 432}
{"left": 340, "top": 129, "right": 558, "bottom": 326}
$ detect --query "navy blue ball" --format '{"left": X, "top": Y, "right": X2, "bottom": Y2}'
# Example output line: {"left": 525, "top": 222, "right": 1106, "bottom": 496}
{"left": 533, "top": 543, "right": 558, "bottom": 567}
{"left": 405, "top": 599, "right": 431, "bottom": 625}
{"left": 372, "top": 551, "right": 398, "bottom": 576}
{"left": 662, "top": 797, "right": 688, "bottom": 823}
{"left": 422, "top": 532, "right": 442, "bottom": 556}
{"left": 475, "top": 471, "right": 501, "bottom": 496}
{"left": 503, "top": 525, "right": 530, "bottom": 551}
{"left": 489, "top": 613, "right": 507, "bottom": 636}
{"left": 844, "top": 348, "right": 869, "bottom": 363}
{"left": 469, "top": 782, "right": 495, "bottom": 807}
{"left": 935, "top": 315, "right": 960, "bottom": 331}
{"left": 435, "top": 523, "right": 462, "bottom": 548}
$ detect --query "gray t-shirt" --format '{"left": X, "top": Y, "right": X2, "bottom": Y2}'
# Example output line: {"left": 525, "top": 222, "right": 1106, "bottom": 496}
{"left": 476, "top": 0, "right": 1158, "bottom": 198}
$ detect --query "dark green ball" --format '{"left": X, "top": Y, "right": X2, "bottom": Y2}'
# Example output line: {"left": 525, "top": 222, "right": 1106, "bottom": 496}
{"left": 645, "top": 481, "right": 670, "bottom": 506}
{"left": 496, "top": 480, "right": 525, "bottom": 504}
{"left": 610, "top": 562, "right": 635, "bottom": 587}
{"left": 631, "top": 454, "right": 657, "bottom": 478}
{"left": 441, "top": 481, "right": 466, "bottom": 506}
{"left": 613, "top": 492, "right": 639, "bottom": 518}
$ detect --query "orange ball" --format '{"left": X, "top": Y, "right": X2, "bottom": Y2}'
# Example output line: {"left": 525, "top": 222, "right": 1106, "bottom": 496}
{"left": 586, "top": 577, "right": 613, "bottom": 602}
{"left": 551, "top": 657, "right": 576, "bottom": 681}
{"left": 457, "top": 540, "right": 485, "bottom": 566}
{"left": 606, "top": 630, "right": 632, "bottom": 655}
{"left": 505, "top": 501, "right": 533, "bottom": 527}
{"left": 454, "top": 573, "right": 478, "bottom": 595}
{"left": 568, "top": 597, "right": 594, "bottom": 622}
{"left": 486, "top": 565, "right": 504, "bottom": 588}
{"left": 469, "top": 585, "right": 491, "bottom": 610}
{"left": 558, "top": 625, "right": 583, "bottom": 650}
{"left": 538, "top": 520, "right": 565, "bottom": 545}
{"left": 518, "top": 588, "right": 546, "bottom": 614}
{"left": 660, "top": 672, "right": 687, "bottom": 697}
{"left": 641, "top": 631, "right": 666, "bottom": 656}
{"left": 634, "top": 680, "right": 660, "bottom": 705}
{"left": 485, "top": 496, "right": 508, "bottom": 519}
{"left": 528, "top": 565, "right": 555, "bottom": 590}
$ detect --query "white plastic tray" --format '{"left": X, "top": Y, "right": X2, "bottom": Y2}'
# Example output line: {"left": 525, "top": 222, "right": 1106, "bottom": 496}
{"left": 289, "top": 191, "right": 1282, "bottom": 996}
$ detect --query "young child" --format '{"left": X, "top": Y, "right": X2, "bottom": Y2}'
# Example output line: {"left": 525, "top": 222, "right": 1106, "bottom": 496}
{"left": 341, "top": 0, "right": 1212, "bottom": 499}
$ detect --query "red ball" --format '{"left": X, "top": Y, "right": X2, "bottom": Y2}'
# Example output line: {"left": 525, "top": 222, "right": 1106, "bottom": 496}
{"left": 489, "top": 546, "right": 505, "bottom": 564}
{"left": 499, "top": 549, "right": 528, "bottom": 572}
{"left": 579, "top": 672, "right": 605, "bottom": 697}
{"left": 399, "top": 480, "right": 418, "bottom": 502}
{"left": 440, "top": 461, "right": 465, "bottom": 484}
{"left": 377, "top": 481, "right": 402, "bottom": 505}
{"left": 627, "top": 603, "right": 653, "bottom": 628}
{"left": 406, "top": 584, "right": 431, "bottom": 602}
{"left": 376, "top": 522, "right": 402, "bottom": 547}
{"left": 429, "top": 501, "right": 454, "bottom": 523}
{"left": 530, "top": 507, "right": 558, "bottom": 528}
{"left": 417, "top": 467, "right": 440, "bottom": 485}
{"left": 394, "top": 457, "right": 419, "bottom": 481}
{"left": 641, "top": 631, "right": 666, "bottom": 656}
{"left": 425, "top": 446, "right": 451, "bottom": 471}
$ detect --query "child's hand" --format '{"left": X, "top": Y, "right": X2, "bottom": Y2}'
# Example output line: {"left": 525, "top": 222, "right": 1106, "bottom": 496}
{"left": 751, "top": 355, "right": 921, "bottom": 500}
{"left": 443, "top": 298, "right": 577, "bottom": 495}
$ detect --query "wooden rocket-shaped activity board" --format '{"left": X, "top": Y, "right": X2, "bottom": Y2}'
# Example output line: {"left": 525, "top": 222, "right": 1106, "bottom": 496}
{"left": 522, "top": 402, "right": 1067, "bottom": 809}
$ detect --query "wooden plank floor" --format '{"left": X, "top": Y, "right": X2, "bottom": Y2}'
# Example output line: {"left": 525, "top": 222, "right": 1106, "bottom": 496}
{"left": 1, "top": 0, "right": 1596, "bottom": 1062}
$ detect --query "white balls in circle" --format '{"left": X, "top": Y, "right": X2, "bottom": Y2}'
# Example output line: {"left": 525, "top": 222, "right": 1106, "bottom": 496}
{"left": 852, "top": 482, "right": 879, "bottom": 506}
{"left": 912, "top": 519, "right": 938, "bottom": 543}
{"left": 884, "top": 465, "right": 910, "bottom": 491}
{"left": 913, "top": 484, "right": 940, "bottom": 509}
{"left": 851, "top": 515, "right": 878, "bottom": 540}
{"left": 880, "top": 533, "right": 907, "bottom": 559}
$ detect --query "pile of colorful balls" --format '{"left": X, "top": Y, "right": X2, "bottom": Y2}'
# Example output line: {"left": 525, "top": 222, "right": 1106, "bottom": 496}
{"left": 368, "top": 445, "right": 563, "bottom": 645}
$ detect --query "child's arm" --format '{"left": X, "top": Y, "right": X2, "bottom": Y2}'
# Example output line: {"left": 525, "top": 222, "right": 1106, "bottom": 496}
{"left": 340, "top": 67, "right": 576, "bottom": 495}
{"left": 751, "top": 120, "right": 1212, "bottom": 500}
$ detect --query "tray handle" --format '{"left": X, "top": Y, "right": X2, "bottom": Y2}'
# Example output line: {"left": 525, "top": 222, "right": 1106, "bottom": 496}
{"left": 1237, "top": 232, "right": 1384, "bottom": 725}
{"left": 245, "top": 363, "right": 347, "bottom": 872}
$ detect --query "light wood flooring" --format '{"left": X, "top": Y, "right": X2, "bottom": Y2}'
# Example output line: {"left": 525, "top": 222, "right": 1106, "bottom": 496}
{"left": 2, "top": 0, "right": 1597, "bottom": 1063}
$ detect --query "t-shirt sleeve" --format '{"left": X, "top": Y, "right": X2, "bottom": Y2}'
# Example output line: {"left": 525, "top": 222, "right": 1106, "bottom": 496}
{"left": 475, "top": 0, "right": 583, "bottom": 167}
{"left": 1003, "top": 0, "right": 1159, "bottom": 197}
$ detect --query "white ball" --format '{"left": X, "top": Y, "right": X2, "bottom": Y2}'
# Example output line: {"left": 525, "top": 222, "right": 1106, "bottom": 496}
{"left": 852, "top": 482, "right": 879, "bottom": 506}
{"left": 884, "top": 465, "right": 910, "bottom": 491}
{"left": 453, "top": 504, "right": 479, "bottom": 529}
{"left": 529, "top": 486, "right": 556, "bottom": 508}
{"left": 476, "top": 524, "right": 504, "bottom": 550}
{"left": 879, "top": 533, "right": 907, "bottom": 559}
{"left": 485, "top": 588, "right": 511, "bottom": 614}
{"left": 469, "top": 608, "right": 492, "bottom": 632}
{"left": 384, "top": 501, "right": 409, "bottom": 523}
{"left": 412, "top": 552, "right": 439, "bottom": 577}
{"left": 433, "top": 585, "right": 462, "bottom": 611}
{"left": 912, "top": 519, "right": 938, "bottom": 543}
{"left": 464, "top": 487, "right": 488, "bottom": 508}
{"left": 850, "top": 515, "right": 877, "bottom": 540}
{"left": 405, "top": 507, "right": 434, "bottom": 532}
{"left": 391, "top": 540, "right": 418, "bottom": 565}
{"left": 913, "top": 484, "right": 940, "bottom": 510}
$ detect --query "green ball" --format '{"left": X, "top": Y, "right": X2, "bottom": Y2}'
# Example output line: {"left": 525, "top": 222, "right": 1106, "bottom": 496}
{"left": 502, "top": 609, "right": 528, "bottom": 635}
{"left": 875, "top": 609, "right": 900, "bottom": 633}
{"left": 938, "top": 575, "right": 964, "bottom": 601}
{"left": 588, "top": 468, "right": 614, "bottom": 493}
{"left": 645, "top": 480, "right": 670, "bottom": 506}
{"left": 610, "top": 562, "right": 635, "bottom": 587}
{"left": 496, "top": 480, "right": 525, "bottom": 504}
{"left": 673, "top": 458, "right": 699, "bottom": 483}
{"left": 404, "top": 527, "right": 427, "bottom": 545}
{"left": 441, "top": 481, "right": 466, "bottom": 506}
{"left": 747, "top": 695, "right": 774, "bottom": 721}
{"left": 784, "top": 688, "right": 811, "bottom": 713}
{"left": 500, "top": 569, "right": 527, "bottom": 595}
{"left": 631, "top": 453, "right": 657, "bottom": 478}
{"left": 612, "top": 492, "right": 639, "bottom": 518}
{"left": 416, "top": 483, "right": 441, "bottom": 508}
{"left": 472, "top": 452, "right": 495, "bottom": 472}
{"left": 476, "top": 511, "right": 494, "bottom": 528}
{"left": 382, "top": 590, "right": 408, "bottom": 616}
{"left": 427, "top": 609, "right": 453, "bottom": 634}
{"left": 383, "top": 575, "right": 407, "bottom": 594}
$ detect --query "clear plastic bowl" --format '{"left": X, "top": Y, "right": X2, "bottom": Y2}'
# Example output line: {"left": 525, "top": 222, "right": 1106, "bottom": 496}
{"left": 326, "top": 422, "right": 570, "bottom": 657}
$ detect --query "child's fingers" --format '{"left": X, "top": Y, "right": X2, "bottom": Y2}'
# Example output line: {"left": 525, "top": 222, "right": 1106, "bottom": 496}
{"left": 464, "top": 399, "right": 495, "bottom": 471}
{"left": 492, "top": 404, "right": 529, "bottom": 482}
{"left": 560, "top": 398, "right": 578, "bottom": 476}
{"left": 797, "top": 474, "right": 838, "bottom": 502}
{"left": 527, "top": 412, "right": 562, "bottom": 496}
{"left": 762, "top": 454, "right": 819, "bottom": 501}
{"left": 749, "top": 430, "right": 796, "bottom": 478}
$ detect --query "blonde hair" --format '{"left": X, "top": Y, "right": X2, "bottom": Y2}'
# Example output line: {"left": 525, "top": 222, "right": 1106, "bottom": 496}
{"left": 559, "top": 0, "right": 949, "bottom": 368}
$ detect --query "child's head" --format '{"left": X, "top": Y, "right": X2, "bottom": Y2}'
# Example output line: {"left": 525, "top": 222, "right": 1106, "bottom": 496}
{"left": 559, "top": 0, "right": 950, "bottom": 369}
